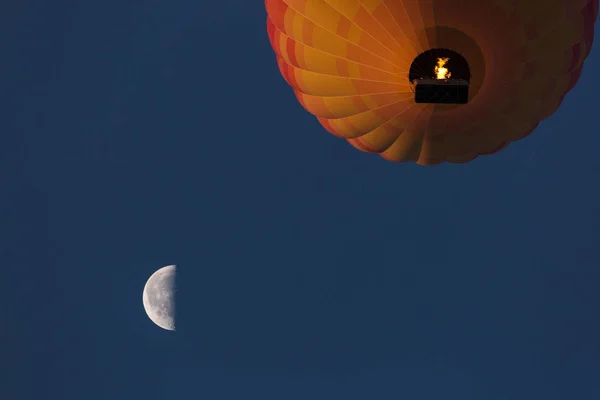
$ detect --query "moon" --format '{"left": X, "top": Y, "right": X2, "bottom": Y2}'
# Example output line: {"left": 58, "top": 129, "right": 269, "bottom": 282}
{"left": 142, "top": 265, "right": 176, "bottom": 331}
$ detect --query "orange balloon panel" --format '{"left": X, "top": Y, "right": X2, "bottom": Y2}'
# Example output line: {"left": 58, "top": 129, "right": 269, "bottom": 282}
{"left": 265, "top": 0, "right": 599, "bottom": 165}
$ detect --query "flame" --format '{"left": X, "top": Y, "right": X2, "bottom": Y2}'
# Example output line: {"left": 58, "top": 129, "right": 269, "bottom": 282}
{"left": 435, "top": 57, "right": 451, "bottom": 79}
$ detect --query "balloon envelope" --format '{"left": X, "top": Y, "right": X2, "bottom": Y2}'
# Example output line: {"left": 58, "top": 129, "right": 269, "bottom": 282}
{"left": 265, "top": 0, "right": 599, "bottom": 165}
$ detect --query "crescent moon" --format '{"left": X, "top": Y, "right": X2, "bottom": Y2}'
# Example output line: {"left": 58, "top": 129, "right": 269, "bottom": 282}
{"left": 142, "top": 265, "right": 176, "bottom": 331}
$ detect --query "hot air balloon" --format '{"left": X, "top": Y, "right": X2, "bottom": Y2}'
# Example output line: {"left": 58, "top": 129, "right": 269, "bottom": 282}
{"left": 265, "top": 0, "right": 599, "bottom": 165}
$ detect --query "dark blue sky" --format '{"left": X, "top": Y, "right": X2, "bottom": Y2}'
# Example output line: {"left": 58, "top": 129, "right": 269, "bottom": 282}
{"left": 2, "top": 1, "right": 599, "bottom": 399}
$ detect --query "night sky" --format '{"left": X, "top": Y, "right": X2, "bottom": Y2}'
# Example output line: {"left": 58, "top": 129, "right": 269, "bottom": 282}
{"left": 2, "top": 1, "right": 600, "bottom": 399}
